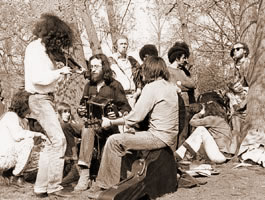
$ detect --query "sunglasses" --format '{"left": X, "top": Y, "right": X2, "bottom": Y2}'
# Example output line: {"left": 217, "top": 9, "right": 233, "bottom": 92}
{"left": 232, "top": 47, "right": 244, "bottom": 51}
{"left": 230, "top": 47, "right": 244, "bottom": 57}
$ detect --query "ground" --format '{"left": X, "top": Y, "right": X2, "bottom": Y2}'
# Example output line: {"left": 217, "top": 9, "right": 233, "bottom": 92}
{"left": 1, "top": 162, "right": 265, "bottom": 200}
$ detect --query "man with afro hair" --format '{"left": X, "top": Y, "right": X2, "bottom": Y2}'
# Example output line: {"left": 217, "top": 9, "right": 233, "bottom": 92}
{"left": 167, "top": 41, "right": 196, "bottom": 149}
{"left": 139, "top": 44, "right": 158, "bottom": 62}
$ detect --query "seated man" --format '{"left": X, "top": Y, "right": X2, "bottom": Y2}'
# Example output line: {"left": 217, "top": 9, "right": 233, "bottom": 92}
{"left": 86, "top": 56, "right": 179, "bottom": 199}
{"left": 74, "top": 53, "right": 131, "bottom": 191}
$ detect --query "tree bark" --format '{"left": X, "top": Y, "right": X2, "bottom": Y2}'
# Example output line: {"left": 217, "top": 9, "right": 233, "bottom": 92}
{"left": 238, "top": 0, "right": 258, "bottom": 55}
{"left": 104, "top": 0, "right": 119, "bottom": 47}
{"left": 246, "top": 0, "right": 265, "bottom": 131}
{"left": 74, "top": 1, "right": 102, "bottom": 55}
{"left": 177, "top": 0, "right": 194, "bottom": 64}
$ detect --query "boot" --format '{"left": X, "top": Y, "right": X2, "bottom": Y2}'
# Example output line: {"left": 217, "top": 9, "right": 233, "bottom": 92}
{"left": 74, "top": 168, "right": 91, "bottom": 191}
{"left": 62, "top": 163, "right": 79, "bottom": 186}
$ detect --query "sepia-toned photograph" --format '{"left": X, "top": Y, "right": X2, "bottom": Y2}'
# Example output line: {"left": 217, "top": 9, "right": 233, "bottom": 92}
{"left": 0, "top": 0, "right": 265, "bottom": 199}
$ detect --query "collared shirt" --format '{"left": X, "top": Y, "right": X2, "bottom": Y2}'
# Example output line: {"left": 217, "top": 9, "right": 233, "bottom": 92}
{"left": 110, "top": 52, "right": 136, "bottom": 91}
{"left": 24, "top": 38, "right": 63, "bottom": 94}
{"left": 124, "top": 79, "right": 179, "bottom": 146}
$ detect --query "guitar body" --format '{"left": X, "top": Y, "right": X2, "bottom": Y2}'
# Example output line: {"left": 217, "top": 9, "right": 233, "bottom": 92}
{"left": 97, "top": 147, "right": 177, "bottom": 200}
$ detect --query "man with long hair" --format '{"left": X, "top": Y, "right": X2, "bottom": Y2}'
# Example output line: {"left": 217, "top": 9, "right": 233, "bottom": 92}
{"left": 86, "top": 56, "right": 179, "bottom": 199}
{"left": 24, "top": 13, "right": 74, "bottom": 198}
{"left": 74, "top": 53, "right": 131, "bottom": 191}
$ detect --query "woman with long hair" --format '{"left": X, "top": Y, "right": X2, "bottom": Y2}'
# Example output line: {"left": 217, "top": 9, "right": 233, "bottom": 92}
{"left": 175, "top": 101, "right": 236, "bottom": 163}
{"left": 0, "top": 90, "right": 47, "bottom": 177}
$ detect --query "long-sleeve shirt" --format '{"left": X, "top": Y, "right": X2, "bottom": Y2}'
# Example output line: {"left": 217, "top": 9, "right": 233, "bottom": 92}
{"left": 110, "top": 53, "right": 136, "bottom": 92}
{"left": 190, "top": 113, "right": 235, "bottom": 154}
{"left": 24, "top": 38, "right": 63, "bottom": 94}
{"left": 80, "top": 79, "right": 131, "bottom": 119}
{"left": 0, "top": 112, "right": 35, "bottom": 156}
{"left": 124, "top": 79, "right": 179, "bottom": 146}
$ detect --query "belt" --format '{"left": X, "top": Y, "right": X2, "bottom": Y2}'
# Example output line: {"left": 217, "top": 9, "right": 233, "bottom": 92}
{"left": 32, "top": 92, "right": 54, "bottom": 97}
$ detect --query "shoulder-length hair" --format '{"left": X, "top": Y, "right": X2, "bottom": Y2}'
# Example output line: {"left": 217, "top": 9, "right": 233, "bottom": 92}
{"left": 56, "top": 102, "right": 71, "bottom": 115}
{"left": 87, "top": 53, "right": 113, "bottom": 85}
{"left": 32, "top": 13, "right": 74, "bottom": 59}
{"left": 142, "top": 56, "right": 170, "bottom": 84}
{"left": 203, "top": 101, "right": 228, "bottom": 122}
{"left": 9, "top": 90, "right": 31, "bottom": 118}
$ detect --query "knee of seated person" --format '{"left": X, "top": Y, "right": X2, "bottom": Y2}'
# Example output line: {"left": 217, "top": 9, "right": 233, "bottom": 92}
{"left": 20, "top": 137, "right": 34, "bottom": 145}
{"left": 106, "top": 134, "right": 123, "bottom": 146}
{"left": 212, "top": 156, "right": 226, "bottom": 164}
{"left": 194, "top": 126, "right": 208, "bottom": 134}
{"left": 81, "top": 127, "right": 95, "bottom": 138}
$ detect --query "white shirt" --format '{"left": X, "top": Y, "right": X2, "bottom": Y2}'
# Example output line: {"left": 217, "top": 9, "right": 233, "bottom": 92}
{"left": 24, "top": 39, "right": 63, "bottom": 94}
{"left": 111, "top": 52, "right": 136, "bottom": 91}
{"left": 0, "top": 112, "right": 34, "bottom": 156}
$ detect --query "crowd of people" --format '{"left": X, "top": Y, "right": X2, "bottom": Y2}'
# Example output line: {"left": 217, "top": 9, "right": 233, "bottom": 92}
{"left": 0, "top": 13, "right": 263, "bottom": 199}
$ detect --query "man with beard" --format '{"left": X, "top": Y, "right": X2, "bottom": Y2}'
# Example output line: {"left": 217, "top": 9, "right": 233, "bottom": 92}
{"left": 74, "top": 54, "right": 131, "bottom": 191}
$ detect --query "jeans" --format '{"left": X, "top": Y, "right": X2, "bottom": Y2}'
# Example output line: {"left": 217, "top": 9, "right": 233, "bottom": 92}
{"left": 29, "top": 94, "right": 66, "bottom": 194}
{"left": 95, "top": 131, "right": 167, "bottom": 189}
{"left": 78, "top": 127, "right": 95, "bottom": 167}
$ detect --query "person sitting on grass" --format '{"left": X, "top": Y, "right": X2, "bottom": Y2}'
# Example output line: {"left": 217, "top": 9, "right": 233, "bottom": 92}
{"left": 56, "top": 102, "right": 81, "bottom": 186}
{"left": 85, "top": 56, "right": 179, "bottom": 199}
{"left": 175, "top": 101, "right": 237, "bottom": 164}
{"left": 0, "top": 90, "right": 48, "bottom": 179}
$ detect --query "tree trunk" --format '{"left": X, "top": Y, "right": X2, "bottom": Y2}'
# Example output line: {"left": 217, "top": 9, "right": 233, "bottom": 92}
{"left": 104, "top": 0, "right": 119, "bottom": 47}
{"left": 75, "top": 1, "right": 102, "bottom": 55}
{"left": 246, "top": 0, "right": 265, "bottom": 131}
{"left": 238, "top": 0, "right": 258, "bottom": 55}
{"left": 177, "top": 0, "right": 194, "bottom": 64}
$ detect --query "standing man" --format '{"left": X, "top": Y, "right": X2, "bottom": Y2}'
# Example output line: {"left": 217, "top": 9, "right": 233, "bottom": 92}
{"left": 24, "top": 13, "right": 74, "bottom": 198}
{"left": 167, "top": 42, "right": 196, "bottom": 148}
{"left": 109, "top": 35, "right": 140, "bottom": 107}
{"left": 226, "top": 42, "right": 250, "bottom": 153}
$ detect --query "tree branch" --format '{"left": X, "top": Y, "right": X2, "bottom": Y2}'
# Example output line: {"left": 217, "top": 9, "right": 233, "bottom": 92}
{"left": 207, "top": 11, "right": 232, "bottom": 43}
{"left": 120, "top": 0, "right": 132, "bottom": 31}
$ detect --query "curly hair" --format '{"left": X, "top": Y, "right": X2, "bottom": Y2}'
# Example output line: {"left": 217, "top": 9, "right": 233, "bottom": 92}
{"left": 9, "top": 90, "right": 31, "bottom": 118}
{"left": 142, "top": 56, "right": 170, "bottom": 83}
{"left": 168, "top": 41, "right": 190, "bottom": 64}
{"left": 87, "top": 54, "right": 113, "bottom": 85}
{"left": 32, "top": 13, "right": 74, "bottom": 60}
{"left": 139, "top": 44, "right": 158, "bottom": 61}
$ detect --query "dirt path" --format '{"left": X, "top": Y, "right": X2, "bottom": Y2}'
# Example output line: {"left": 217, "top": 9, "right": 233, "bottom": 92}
{"left": 1, "top": 162, "right": 265, "bottom": 200}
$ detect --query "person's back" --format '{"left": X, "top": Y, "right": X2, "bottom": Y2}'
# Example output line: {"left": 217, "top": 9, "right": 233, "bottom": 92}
{"left": 140, "top": 79, "right": 179, "bottom": 145}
